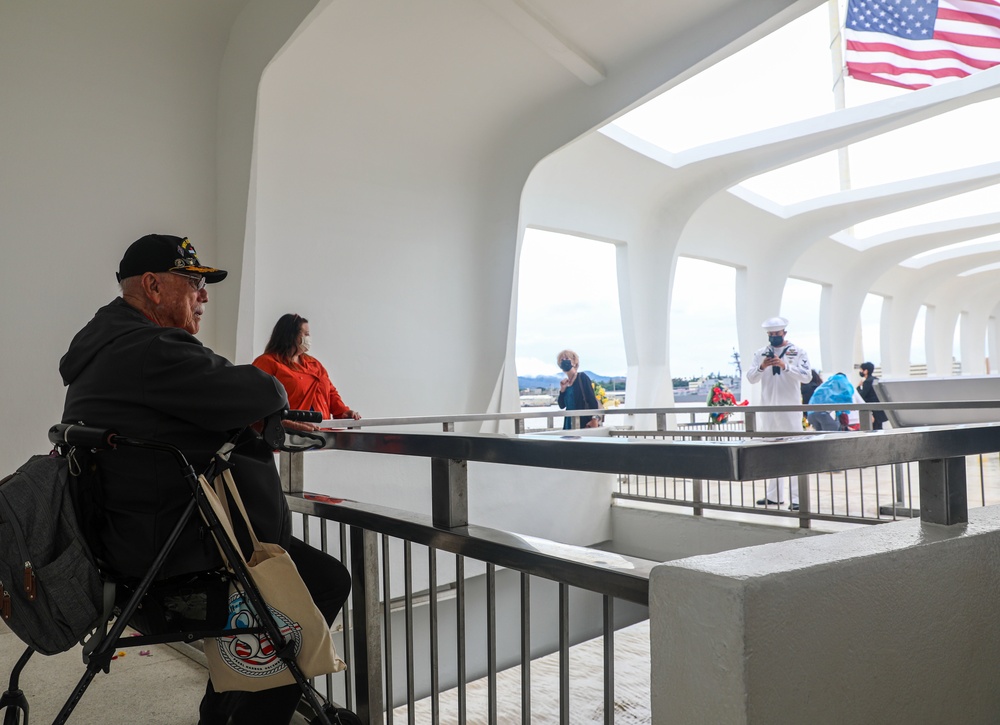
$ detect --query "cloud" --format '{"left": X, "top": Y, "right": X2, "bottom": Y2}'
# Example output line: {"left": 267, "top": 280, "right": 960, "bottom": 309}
{"left": 515, "top": 357, "right": 560, "bottom": 377}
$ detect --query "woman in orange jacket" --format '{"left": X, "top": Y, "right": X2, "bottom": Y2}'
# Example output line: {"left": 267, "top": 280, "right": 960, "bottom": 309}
{"left": 253, "top": 313, "right": 361, "bottom": 431}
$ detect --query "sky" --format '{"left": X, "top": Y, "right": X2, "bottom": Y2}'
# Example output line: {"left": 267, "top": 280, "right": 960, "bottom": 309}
{"left": 515, "top": 231, "right": 625, "bottom": 377}
{"left": 514, "top": 0, "right": 985, "bottom": 381}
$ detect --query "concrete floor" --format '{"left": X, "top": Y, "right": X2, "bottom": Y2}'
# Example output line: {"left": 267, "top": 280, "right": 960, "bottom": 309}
{"left": 0, "top": 618, "right": 208, "bottom": 724}
{"left": 0, "top": 619, "right": 315, "bottom": 724}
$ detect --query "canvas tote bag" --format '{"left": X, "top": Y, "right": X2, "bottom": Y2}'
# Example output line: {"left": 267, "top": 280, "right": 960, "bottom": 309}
{"left": 200, "top": 468, "right": 345, "bottom": 692}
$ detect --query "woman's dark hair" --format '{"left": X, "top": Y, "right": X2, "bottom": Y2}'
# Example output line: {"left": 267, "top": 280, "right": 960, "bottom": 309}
{"left": 265, "top": 313, "right": 308, "bottom": 363}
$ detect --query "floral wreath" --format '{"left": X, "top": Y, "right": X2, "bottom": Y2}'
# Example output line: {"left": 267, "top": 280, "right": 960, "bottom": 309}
{"left": 706, "top": 381, "right": 748, "bottom": 424}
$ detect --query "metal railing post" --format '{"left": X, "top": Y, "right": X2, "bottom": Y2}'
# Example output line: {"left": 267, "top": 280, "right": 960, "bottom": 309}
{"left": 919, "top": 457, "right": 968, "bottom": 525}
{"left": 744, "top": 411, "right": 756, "bottom": 433}
{"left": 350, "top": 527, "right": 385, "bottom": 724}
{"left": 692, "top": 434, "right": 704, "bottom": 516}
{"left": 797, "top": 474, "right": 811, "bottom": 529}
{"left": 278, "top": 451, "right": 304, "bottom": 494}
{"left": 432, "top": 457, "right": 469, "bottom": 528}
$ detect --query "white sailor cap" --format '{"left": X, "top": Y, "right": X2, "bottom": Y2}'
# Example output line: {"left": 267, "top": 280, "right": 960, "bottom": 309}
{"left": 761, "top": 316, "right": 788, "bottom": 332}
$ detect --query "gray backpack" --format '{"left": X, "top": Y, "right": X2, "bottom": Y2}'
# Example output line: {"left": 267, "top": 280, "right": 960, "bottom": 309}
{"left": 0, "top": 454, "right": 104, "bottom": 655}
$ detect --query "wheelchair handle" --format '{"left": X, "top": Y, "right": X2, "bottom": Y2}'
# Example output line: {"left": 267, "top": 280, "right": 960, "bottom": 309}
{"left": 49, "top": 423, "right": 118, "bottom": 450}
{"left": 282, "top": 409, "right": 322, "bottom": 423}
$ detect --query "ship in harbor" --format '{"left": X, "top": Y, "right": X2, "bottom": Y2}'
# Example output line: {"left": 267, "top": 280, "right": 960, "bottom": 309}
{"left": 672, "top": 350, "right": 743, "bottom": 403}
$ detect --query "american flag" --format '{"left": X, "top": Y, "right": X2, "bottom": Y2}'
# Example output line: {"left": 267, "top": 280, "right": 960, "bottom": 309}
{"left": 844, "top": 0, "right": 1000, "bottom": 89}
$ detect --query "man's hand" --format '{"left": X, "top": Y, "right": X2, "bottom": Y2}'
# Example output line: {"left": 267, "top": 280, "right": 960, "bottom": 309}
{"left": 560, "top": 378, "right": 571, "bottom": 392}
{"left": 760, "top": 356, "right": 785, "bottom": 371}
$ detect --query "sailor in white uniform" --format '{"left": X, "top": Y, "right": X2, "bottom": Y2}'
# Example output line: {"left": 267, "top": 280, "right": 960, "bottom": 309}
{"left": 745, "top": 316, "right": 812, "bottom": 510}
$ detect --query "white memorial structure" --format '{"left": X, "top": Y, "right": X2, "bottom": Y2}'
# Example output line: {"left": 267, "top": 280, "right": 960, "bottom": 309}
{"left": 3, "top": 1, "right": 1000, "bottom": 722}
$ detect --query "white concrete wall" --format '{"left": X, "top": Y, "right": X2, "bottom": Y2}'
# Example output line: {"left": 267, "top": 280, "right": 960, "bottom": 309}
{"left": 0, "top": 0, "right": 320, "bottom": 476}
{"left": 608, "top": 506, "right": 820, "bottom": 562}
{"left": 0, "top": 0, "right": 242, "bottom": 473}
{"left": 649, "top": 507, "right": 1000, "bottom": 724}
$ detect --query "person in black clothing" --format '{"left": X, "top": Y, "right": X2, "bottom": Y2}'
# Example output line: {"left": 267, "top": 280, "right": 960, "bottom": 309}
{"left": 556, "top": 349, "right": 601, "bottom": 429}
{"left": 60, "top": 234, "right": 351, "bottom": 725}
{"left": 801, "top": 369, "right": 823, "bottom": 405}
{"left": 856, "top": 361, "right": 888, "bottom": 430}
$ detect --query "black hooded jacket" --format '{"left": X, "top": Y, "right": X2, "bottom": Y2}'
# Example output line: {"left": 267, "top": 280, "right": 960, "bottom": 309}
{"left": 60, "top": 298, "right": 290, "bottom": 579}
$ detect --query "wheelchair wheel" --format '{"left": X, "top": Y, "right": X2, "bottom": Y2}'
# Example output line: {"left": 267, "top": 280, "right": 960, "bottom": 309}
{"left": 334, "top": 709, "right": 363, "bottom": 725}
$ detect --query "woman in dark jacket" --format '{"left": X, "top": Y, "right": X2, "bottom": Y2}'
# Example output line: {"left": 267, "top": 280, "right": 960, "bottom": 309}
{"left": 801, "top": 369, "right": 823, "bottom": 405}
{"left": 556, "top": 349, "right": 601, "bottom": 429}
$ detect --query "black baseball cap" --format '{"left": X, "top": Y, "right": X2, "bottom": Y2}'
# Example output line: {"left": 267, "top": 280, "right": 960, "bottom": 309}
{"left": 116, "top": 234, "right": 228, "bottom": 283}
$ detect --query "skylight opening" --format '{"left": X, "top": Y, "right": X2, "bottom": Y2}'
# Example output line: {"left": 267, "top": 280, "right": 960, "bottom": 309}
{"left": 851, "top": 185, "right": 1000, "bottom": 239}
{"left": 960, "top": 262, "right": 1000, "bottom": 277}
{"left": 844, "top": 97, "right": 1000, "bottom": 191}
{"left": 900, "top": 234, "right": 1000, "bottom": 268}
{"left": 609, "top": 5, "right": 833, "bottom": 154}
{"left": 609, "top": 0, "right": 998, "bottom": 236}
{"left": 737, "top": 151, "right": 843, "bottom": 206}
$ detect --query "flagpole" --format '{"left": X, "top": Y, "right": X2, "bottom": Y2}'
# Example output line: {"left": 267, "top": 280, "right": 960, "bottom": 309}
{"left": 828, "top": 0, "right": 852, "bottom": 193}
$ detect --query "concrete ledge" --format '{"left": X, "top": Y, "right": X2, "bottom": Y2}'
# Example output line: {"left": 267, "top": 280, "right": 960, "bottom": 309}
{"left": 650, "top": 506, "right": 1000, "bottom": 724}
{"left": 609, "top": 505, "right": 820, "bottom": 562}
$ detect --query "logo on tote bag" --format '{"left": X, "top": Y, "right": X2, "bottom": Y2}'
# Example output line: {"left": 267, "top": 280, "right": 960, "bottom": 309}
{"left": 216, "top": 591, "right": 303, "bottom": 678}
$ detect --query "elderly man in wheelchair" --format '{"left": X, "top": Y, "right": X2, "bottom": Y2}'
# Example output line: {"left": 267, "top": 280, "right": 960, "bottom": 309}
{"left": 51, "top": 235, "right": 353, "bottom": 725}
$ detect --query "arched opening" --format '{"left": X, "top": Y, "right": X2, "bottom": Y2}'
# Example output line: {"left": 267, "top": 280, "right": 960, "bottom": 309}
{"left": 515, "top": 229, "right": 626, "bottom": 401}
{"left": 953, "top": 314, "right": 963, "bottom": 374}
{"left": 669, "top": 257, "right": 740, "bottom": 384}
{"left": 911, "top": 305, "right": 928, "bottom": 372}
{"left": 780, "top": 278, "right": 823, "bottom": 373}
{"left": 860, "top": 293, "right": 883, "bottom": 370}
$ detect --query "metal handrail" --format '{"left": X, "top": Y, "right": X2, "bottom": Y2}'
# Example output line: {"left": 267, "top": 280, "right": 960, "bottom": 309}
{"left": 286, "top": 495, "right": 653, "bottom": 605}
{"left": 318, "top": 399, "right": 1000, "bottom": 430}
{"left": 289, "top": 422, "right": 1000, "bottom": 483}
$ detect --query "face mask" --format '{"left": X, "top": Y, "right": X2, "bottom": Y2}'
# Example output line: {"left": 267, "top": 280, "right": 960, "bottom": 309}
{"left": 300, "top": 334, "right": 312, "bottom": 353}
{"left": 559, "top": 359, "right": 573, "bottom": 372}
{"left": 860, "top": 371, "right": 865, "bottom": 377}
{"left": 768, "top": 334, "right": 784, "bottom": 347}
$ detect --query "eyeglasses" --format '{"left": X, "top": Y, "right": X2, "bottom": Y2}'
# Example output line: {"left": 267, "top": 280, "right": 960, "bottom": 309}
{"left": 169, "top": 270, "right": 207, "bottom": 291}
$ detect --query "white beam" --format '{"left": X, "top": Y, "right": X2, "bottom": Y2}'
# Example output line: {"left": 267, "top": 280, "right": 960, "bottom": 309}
{"left": 480, "top": 0, "right": 606, "bottom": 86}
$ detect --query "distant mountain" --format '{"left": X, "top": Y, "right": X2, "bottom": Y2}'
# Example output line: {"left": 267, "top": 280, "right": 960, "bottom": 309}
{"left": 518, "top": 372, "right": 625, "bottom": 390}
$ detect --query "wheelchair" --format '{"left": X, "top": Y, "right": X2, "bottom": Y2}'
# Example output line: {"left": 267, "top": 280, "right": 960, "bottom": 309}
{"left": 0, "top": 412, "right": 359, "bottom": 725}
